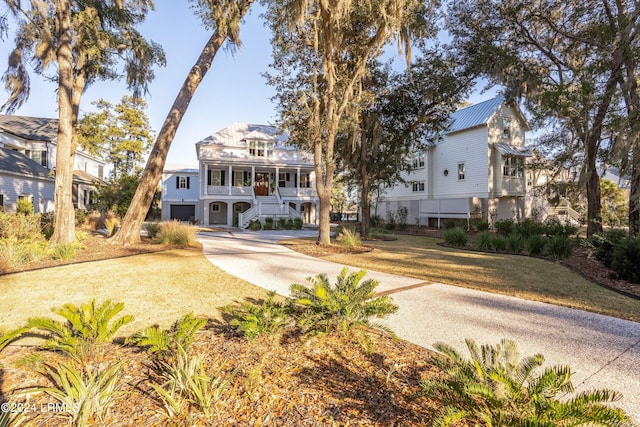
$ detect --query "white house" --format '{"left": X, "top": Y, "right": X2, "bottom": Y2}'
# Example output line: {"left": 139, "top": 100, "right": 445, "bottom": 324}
{"left": 162, "top": 123, "right": 319, "bottom": 227}
{"left": 378, "top": 96, "right": 532, "bottom": 227}
{"left": 0, "top": 114, "right": 106, "bottom": 213}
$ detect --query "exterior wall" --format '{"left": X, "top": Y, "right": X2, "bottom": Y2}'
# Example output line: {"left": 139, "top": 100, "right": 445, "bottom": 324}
{"left": 0, "top": 173, "right": 55, "bottom": 213}
{"left": 73, "top": 152, "right": 105, "bottom": 180}
{"left": 432, "top": 126, "right": 490, "bottom": 199}
{"left": 161, "top": 170, "right": 200, "bottom": 221}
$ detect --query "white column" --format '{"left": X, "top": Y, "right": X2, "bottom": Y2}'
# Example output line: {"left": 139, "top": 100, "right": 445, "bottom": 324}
{"left": 228, "top": 165, "right": 233, "bottom": 195}
{"left": 296, "top": 168, "right": 301, "bottom": 196}
{"left": 226, "top": 202, "right": 233, "bottom": 227}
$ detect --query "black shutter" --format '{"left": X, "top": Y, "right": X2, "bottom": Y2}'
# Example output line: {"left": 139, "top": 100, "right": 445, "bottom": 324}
{"left": 176, "top": 176, "right": 180, "bottom": 188}
{"left": 221, "top": 170, "right": 225, "bottom": 186}
{"left": 186, "top": 176, "right": 190, "bottom": 189}
{"left": 207, "top": 170, "right": 212, "bottom": 186}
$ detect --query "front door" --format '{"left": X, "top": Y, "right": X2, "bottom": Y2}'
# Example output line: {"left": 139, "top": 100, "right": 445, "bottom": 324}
{"left": 254, "top": 172, "right": 270, "bottom": 196}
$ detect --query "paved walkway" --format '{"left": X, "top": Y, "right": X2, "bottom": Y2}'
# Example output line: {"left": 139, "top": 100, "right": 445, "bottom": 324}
{"left": 198, "top": 230, "right": 640, "bottom": 422}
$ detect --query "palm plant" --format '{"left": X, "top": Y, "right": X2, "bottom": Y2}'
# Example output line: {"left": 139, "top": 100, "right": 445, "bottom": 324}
{"left": 151, "top": 345, "right": 238, "bottom": 419}
{"left": 422, "top": 338, "right": 631, "bottom": 426}
{"left": 29, "top": 362, "right": 124, "bottom": 427}
{"left": 223, "top": 291, "right": 292, "bottom": 341}
{"left": 289, "top": 267, "right": 398, "bottom": 337}
{"left": 25, "top": 300, "right": 133, "bottom": 361}
{"left": 0, "top": 326, "right": 30, "bottom": 352}
{"left": 126, "top": 312, "right": 206, "bottom": 358}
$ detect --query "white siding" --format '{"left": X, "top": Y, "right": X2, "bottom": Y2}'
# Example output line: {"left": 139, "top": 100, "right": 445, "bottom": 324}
{"left": 432, "top": 126, "right": 490, "bottom": 199}
{"left": 0, "top": 174, "right": 54, "bottom": 213}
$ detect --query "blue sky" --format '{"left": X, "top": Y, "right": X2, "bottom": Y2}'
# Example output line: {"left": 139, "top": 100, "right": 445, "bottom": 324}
{"left": 1, "top": 1, "right": 494, "bottom": 166}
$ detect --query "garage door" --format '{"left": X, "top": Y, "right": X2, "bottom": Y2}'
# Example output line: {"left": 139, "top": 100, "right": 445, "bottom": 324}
{"left": 170, "top": 204, "right": 195, "bottom": 221}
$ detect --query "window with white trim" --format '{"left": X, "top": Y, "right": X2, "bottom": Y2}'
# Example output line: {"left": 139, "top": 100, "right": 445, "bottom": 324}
{"left": 502, "top": 117, "right": 511, "bottom": 139}
{"left": 176, "top": 176, "right": 190, "bottom": 189}
{"left": 211, "top": 203, "right": 220, "bottom": 212}
{"left": 207, "top": 170, "right": 225, "bottom": 186}
{"left": 248, "top": 140, "right": 274, "bottom": 158}
{"left": 278, "top": 172, "right": 290, "bottom": 187}
{"left": 412, "top": 181, "right": 425, "bottom": 192}
{"left": 300, "top": 173, "right": 311, "bottom": 188}
{"left": 411, "top": 153, "right": 425, "bottom": 169}
{"left": 458, "top": 163, "right": 465, "bottom": 180}
{"left": 502, "top": 156, "right": 524, "bottom": 177}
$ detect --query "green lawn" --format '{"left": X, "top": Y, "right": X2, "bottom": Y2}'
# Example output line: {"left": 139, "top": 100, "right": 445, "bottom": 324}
{"left": 319, "top": 235, "right": 640, "bottom": 322}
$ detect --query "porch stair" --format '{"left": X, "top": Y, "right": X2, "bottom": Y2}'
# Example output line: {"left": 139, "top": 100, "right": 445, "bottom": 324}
{"left": 238, "top": 196, "right": 300, "bottom": 229}
{"left": 548, "top": 202, "right": 581, "bottom": 226}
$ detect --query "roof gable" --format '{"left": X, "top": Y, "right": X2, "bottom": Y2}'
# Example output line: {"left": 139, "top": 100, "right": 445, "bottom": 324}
{"left": 0, "top": 114, "right": 58, "bottom": 141}
{"left": 0, "top": 147, "right": 53, "bottom": 178}
{"left": 445, "top": 96, "right": 505, "bottom": 135}
{"left": 197, "top": 123, "right": 288, "bottom": 147}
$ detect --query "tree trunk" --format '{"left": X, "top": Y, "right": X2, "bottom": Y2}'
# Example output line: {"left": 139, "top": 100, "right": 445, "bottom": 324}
{"left": 359, "top": 127, "right": 370, "bottom": 238}
{"left": 585, "top": 138, "right": 603, "bottom": 237}
{"left": 50, "top": 0, "right": 76, "bottom": 245}
{"left": 630, "top": 143, "right": 640, "bottom": 236}
{"left": 112, "top": 29, "right": 230, "bottom": 245}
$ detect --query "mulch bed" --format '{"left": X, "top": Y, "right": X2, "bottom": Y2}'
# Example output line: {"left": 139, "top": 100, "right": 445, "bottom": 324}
{"left": 1, "top": 330, "right": 441, "bottom": 426}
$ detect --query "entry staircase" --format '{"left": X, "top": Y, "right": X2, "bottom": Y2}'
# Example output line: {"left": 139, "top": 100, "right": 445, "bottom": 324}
{"left": 547, "top": 200, "right": 581, "bottom": 226}
{"left": 238, "top": 194, "right": 300, "bottom": 229}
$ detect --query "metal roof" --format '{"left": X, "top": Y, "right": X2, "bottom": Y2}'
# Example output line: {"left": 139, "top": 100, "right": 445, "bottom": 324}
{"left": 494, "top": 142, "right": 532, "bottom": 157}
{"left": 445, "top": 96, "right": 505, "bottom": 135}
{"left": 0, "top": 147, "right": 53, "bottom": 179}
{"left": 197, "top": 123, "right": 289, "bottom": 148}
{"left": 0, "top": 114, "right": 58, "bottom": 141}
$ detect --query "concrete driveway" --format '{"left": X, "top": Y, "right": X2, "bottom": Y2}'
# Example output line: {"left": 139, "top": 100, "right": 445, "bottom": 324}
{"left": 198, "top": 230, "right": 640, "bottom": 422}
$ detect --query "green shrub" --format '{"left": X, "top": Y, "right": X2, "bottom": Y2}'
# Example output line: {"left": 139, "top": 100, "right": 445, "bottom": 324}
{"left": 422, "top": 338, "right": 630, "bottom": 427}
{"left": 473, "top": 219, "right": 489, "bottom": 232}
{"left": 285, "top": 218, "right": 294, "bottom": 230}
{"left": 127, "top": 313, "right": 206, "bottom": 359}
{"left": 444, "top": 227, "right": 468, "bottom": 247}
{"left": 506, "top": 233, "right": 524, "bottom": 254}
{"left": 513, "top": 218, "right": 545, "bottom": 238}
{"left": 157, "top": 220, "right": 197, "bottom": 245}
{"left": 293, "top": 217, "right": 303, "bottom": 230}
{"left": 50, "top": 241, "right": 83, "bottom": 260}
{"left": 610, "top": 237, "right": 640, "bottom": 283}
{"left": 16, "top": 197, "right": 34, "bottom": 215}
{"left": 590, "top": 229, "right": 627, "bottom": 267}
{"left": 223, "top": 291, "right": 291, "bottom": 341}
{"left": 476, "top": 231, "right": 493, "bottom": 250}
{"left": 369, "top": 214, "right": 384, "bottom": 228}
{"left": 40, "top": 211, "right": 55, "bottom": 238}
{"left": 336, "top": 227, "right": 362, "bottom": 250}
{"left": 75, "top": 209, "right": 88, "bottom": 227}
{"left": 277, "top": 217, "right": 287, "bottom": 229}
{"left": 25, "top": 300, "right": 134, "bottom": 361}
{"left": 544, "top": 218, "right": 578, "bottom": 237}
{"left": 248, "top": 219, "right": 262, "bottom": 231}
{"left": 263, "top": 217, "right": 274, "bottom": 230}
{"left": 289, "top": 267, "right": 398, "bottom": 337}
{"left": 546, "top": 235, "right": 573, "bottom": 259}
{"left": 526, "top": 234, "right": 547, "bottom": 256}
{"left": 385, "top": 211, "right": 396, "bottom": 230}
{"left": 145, "top": 222, "right": 161, "bottom": 239}
{"left": 490, "top": 234, "right": 507, "bottom": 251}
{"left": 396, "top": 207, "right": 408, "bottom": 230}
{"left": 493, "top": 219, "right": 514, "bottom": 236}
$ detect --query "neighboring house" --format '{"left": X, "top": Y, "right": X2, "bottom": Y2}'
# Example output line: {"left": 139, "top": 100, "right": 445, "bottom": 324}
{"left": 0, "top": 114, "right": 106, "bottom": 213}
{"left": 378, "top": 96, "right": 532, "bottom": 227}
{"left": 162, "top": 123, "right": 319, "bottom": 227}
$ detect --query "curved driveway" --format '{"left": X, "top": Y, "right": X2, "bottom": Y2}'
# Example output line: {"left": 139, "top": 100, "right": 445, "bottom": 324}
{"left": 198, "top": 230, "right": 640, "bottom": 422}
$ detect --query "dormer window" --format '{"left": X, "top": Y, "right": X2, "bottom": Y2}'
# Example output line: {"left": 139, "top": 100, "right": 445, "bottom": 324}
{"left": 502, "top": 117, "right": 511, "bottom": 139}
{"left": 248, "top": 140, "right": 274, "bottom": 157}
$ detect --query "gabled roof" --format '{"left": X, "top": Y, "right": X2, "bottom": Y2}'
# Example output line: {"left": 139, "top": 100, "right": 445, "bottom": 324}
{"left": 445, "top": 96, "right": 505, "bottom": 135}
{"left": 197, "top": 123, "right": 288, "bottom": 147}
{"left": 0, "top": 147, "right": 53, "bottom": 179}
{"left": 0, "top": 114, "right": 58, "bottom": 141}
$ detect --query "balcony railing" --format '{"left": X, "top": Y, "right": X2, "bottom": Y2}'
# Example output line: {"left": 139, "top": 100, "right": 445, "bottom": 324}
{"left": 279, "top": 187, "right": 317, "bottom": 197}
